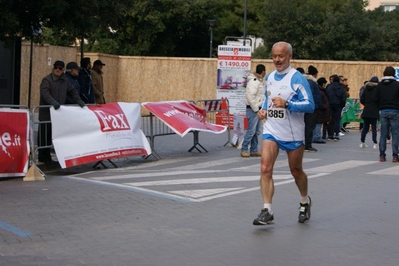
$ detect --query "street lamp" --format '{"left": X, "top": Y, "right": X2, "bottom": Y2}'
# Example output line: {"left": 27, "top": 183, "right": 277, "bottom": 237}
{"left": 207, "top": 19, "right": 216, "bottom": 58}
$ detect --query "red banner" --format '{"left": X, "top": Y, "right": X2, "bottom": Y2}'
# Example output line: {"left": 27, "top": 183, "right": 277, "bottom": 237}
{"left": 0, "top": 109, "right": 29, "bottom": 177}
{"left": 141, "top": 101, "right": 227, "bottom": 136}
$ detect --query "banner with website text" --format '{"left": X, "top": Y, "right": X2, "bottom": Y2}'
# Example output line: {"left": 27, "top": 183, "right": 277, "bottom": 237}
{"left": 141, "top": 101, "right": 227, "bottom": 136}
{"left": 0, "top": 109, "right": 30, "bottom": 177}
{"left": 51, "top": 102, "right": 151, "bottom": 169}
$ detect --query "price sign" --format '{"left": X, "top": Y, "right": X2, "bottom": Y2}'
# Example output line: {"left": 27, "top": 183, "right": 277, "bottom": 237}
{"left": 218, "top": 60, "right": 250, "bottom": 69}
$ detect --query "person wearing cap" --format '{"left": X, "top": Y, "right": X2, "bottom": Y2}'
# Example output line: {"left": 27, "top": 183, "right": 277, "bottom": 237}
{"left": 65, "top": 62, "right": 81, "bottom": 104}
{"left": 373, "top": 66, "right": 399, "bottom": 162}
{"left": 359, "top": 76, "right": 379, "bottom": 150}
{"left": 303, "top": 65, "right": 322, "bottom": 152}
{"left": 38, "top": 60, "right": 85, "bottom": 165}
{"left": 78, "top": 57, "right": 95, "bottom": 104}
{"left": 313, "top": 77, "right": 330, "bottom": 144}
{"left": 92, "top": 59, "right": 106, "bottom": 104}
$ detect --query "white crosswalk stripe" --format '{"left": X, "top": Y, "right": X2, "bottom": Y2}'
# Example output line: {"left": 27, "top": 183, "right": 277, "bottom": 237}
{"left": 69, "top": 159, "right": 391, "bottom": 202}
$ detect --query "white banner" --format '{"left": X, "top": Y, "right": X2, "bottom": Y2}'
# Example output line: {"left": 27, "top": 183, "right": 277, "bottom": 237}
{"left": 51, "top": 102, "right": 151, "bottom": 168}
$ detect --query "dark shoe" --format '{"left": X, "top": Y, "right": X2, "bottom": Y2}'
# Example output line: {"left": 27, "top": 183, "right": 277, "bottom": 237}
{"left": 313, "top": 140, "right": 326, "bottom": 144}
{"left": 334, "top": 136, "right": 340, "bottom": 141}
{"left": 304, "top": 147, "right": 317, "bottom": 152}
{"left": 253, "top": 208, "right": 274, "bottom": 225}
{"left": 379, "top": 155, "right": 386, "bottom": 162}
{"left": 393, "top": 155, "right": 398, "bottom": 163}
{"left": 298, "top": 197, "right": 312, "bottom": 223}
{"left": 250, "top": 151, "right": 262, "bottom": 157}
{"left": 327, "top": 136, "right": 334, "bottom": 141}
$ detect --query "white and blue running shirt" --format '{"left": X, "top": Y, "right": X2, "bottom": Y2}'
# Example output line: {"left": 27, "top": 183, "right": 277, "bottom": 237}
{"left": 261, "top": 66, "right": 314, "bottom": 142}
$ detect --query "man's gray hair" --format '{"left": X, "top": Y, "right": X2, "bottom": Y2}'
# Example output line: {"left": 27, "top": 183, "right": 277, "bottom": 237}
{"left": 272, "top": 41, "right": 292, "bottom": 55}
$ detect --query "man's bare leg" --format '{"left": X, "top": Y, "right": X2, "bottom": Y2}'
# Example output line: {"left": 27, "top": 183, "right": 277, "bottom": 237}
{"left": 260, "top": 140, "right": 279, "bottom": 204}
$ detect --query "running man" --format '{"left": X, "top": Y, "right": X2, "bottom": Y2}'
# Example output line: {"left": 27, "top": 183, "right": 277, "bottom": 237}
{"left": 253, "top": 41, "right": 315, "bottom": 225}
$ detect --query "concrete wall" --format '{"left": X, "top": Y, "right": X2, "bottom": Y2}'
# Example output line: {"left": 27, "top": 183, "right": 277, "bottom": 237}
{"left": 20, "top": 42, "right": 399, "bottom": 110}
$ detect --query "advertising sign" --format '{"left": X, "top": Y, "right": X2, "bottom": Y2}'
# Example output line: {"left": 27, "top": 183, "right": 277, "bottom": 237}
{"left": 216, "top": 45, "right": 252, "bottom": 116}
{"left": 141, "top": 101, "right": 227, "bottom": 136}
{"left": 50, "top": 102, "right": 151, "bottom": 168}
{"left": 0, "top": 109, "right": 30, "bottom": 177}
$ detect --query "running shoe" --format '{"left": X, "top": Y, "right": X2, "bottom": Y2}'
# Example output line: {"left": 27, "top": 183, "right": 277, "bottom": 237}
{"left": 298, "top": 196, "right": 312, "bottom": 223}
{"left": 253, "top": 208, "right": 274, "bottom": 225}
{"left": 359, "top": 143, "right": 367, "bottom": 148}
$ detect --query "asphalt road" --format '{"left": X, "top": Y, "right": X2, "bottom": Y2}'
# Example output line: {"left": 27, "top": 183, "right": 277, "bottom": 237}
{"left": 1, "top": 127, "right": 398, "bottom": 266}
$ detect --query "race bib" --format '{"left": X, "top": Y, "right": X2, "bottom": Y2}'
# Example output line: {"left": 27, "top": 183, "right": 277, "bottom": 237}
{"left": 267, "top": 108, "right": 286, "bottom": 119}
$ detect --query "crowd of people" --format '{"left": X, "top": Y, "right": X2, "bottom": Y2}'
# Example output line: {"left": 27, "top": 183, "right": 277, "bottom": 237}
{"left": 241, "top": 57, "right": 399, "bottom": 161}
{"left": 38, "top": 58, "right": 107, "bottom": 164}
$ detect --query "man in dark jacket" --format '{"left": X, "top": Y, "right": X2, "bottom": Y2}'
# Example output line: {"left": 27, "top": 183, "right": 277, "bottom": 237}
{"left": 313, "top": 77, "right": 330, "bottom": 143}
{"left": 326, "top": 74, "right": 347, "bottom": 141}
{"left": 38, "top": 60, "right": 85, "bottom": 164}
{"left": 303, "top": 65, "right": 322, "bottom": 152}
{"left": 373, "top": 66, "right": 399, "bottom": 162}
{"left": 359, "top": 76, "right": 379, "bottom": 149}
{"left": 78, "top": 57, "right": 95, "bottom": 104}
{"left": 65, "top": 62, "right": 81, "bottom": 104}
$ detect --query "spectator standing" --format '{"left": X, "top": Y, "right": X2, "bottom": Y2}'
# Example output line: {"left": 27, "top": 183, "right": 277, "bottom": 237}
{"left": 373, "top": 66, "right": 399, "bottom": 162}
{"left": 253, "top": 41, "right": 314, "bottom": 226}
{"left": 313, "top": 77, "right": 330, "bottom": 144}
{"left": 78, "top": 57, "right": 95, "bottom": 104}
{"left": 304, "top": 65, "right": 322, "bottom": 152}
{"left": 326, "top": 75, "right": 347, "bottom": 141}
{"left": 38, "top": 60, "right": 85, "bottom": 164}
{"left": 240, "top": 64, "right": 266, "bottom": 158}
{"left": 92, "top": 60, "right": 106, "bottom": 104}
{"left": 65, "top": 62, "right": 80, "bottom": 104}
{"left": 360, "top": 76, "right": 379, "bottom": 149}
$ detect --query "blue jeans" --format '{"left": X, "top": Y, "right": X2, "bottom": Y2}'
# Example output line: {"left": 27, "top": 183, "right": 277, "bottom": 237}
{"left": 379, "top": 111, "right": 399, "bottom": 156}
{"left": 313, "top": 124, "right": 323, "bottom": 142}
{"left": 241, "top": 108, "right": 261, "bottom": 153}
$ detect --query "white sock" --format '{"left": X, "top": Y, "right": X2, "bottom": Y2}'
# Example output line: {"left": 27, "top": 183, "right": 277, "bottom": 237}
{"left": 301, "top": 196, "right": 309, "bottom": 204}
{"left": 263, "top": 203, "right": 273, "bottom": 214}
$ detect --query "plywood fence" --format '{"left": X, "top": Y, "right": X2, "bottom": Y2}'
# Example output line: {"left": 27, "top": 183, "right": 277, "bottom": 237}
{"left": 20, "top": 42, "right": 399, "bottom": 111}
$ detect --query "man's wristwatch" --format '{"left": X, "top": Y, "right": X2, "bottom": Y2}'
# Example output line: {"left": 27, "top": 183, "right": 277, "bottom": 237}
{"left": 285, "top": 101, "right": 289, "bottom": 109}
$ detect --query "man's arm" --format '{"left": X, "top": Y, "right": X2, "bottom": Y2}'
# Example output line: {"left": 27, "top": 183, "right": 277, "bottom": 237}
{"left": 287, "top": 73, "right": 315, "bottom": 113}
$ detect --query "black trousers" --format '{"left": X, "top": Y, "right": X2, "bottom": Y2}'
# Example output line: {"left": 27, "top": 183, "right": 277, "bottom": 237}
{"left": 304, "top": 112, "right": 317, "bottom": 148}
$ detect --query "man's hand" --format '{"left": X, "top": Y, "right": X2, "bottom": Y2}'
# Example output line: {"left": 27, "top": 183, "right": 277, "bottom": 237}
{"left": 257, "top": 109, "right": 267, "bottom": 120}
{"left": 271, "top": 97, "right": 286, "bottom": 108}
{"left": 78, "top": 101, "right": 86, "bottom": 108}
{"left": 52, "top": 102, "right": 61, "bottom": 110}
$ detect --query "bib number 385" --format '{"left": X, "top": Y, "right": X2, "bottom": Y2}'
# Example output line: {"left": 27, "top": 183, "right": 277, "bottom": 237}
{"left": 267, "top": 108, "right": 286, "bottom": 119}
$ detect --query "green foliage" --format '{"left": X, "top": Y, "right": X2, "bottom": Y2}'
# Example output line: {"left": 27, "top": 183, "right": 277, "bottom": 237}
{"left": 2, "top": 0, "right": 399, "bottom": 60}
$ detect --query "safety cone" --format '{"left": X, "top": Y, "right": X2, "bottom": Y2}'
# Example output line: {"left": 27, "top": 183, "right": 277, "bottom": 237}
{"left": 23, "top": 163, "right": 46, "bottom": 181}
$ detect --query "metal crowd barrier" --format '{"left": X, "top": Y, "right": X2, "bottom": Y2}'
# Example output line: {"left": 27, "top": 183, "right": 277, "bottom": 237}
{"left": 195, "top": 98, "right": 231, "bottom": 148}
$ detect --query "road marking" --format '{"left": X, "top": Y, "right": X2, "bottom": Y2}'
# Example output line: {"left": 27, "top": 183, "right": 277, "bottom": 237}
{"left": 124, "top": 173, "right": 328, "bottom": 202}
{"left": 368, "top": 165, "right": 399, "bottom": 175}
{"left": 306, "top": 160, "right": 379, "bottom": 173}
{"left": 0, "top": 220, "right": 33, "bottom": 237}
{"left": 124, "top": 174, "right": 294, "bottom": 187}
{"left": 169, "top": 188, "right": 245, "bottom": 198}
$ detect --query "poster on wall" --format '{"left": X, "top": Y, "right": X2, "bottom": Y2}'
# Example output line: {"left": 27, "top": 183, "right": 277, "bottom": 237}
{"left": 216, "top": 45, "right": 251, "bottom": 129}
